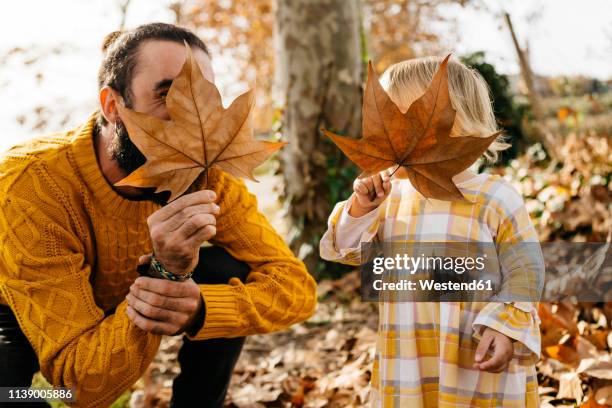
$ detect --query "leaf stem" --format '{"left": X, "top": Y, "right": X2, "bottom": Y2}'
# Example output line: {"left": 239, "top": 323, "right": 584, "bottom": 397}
{"left": 389, "top": 164, "right": 402, "bottom": 177}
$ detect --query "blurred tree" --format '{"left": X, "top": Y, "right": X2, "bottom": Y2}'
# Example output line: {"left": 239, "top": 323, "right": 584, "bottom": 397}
{"left": 504, "top": 11, "right": 560, "bottom": 161}
{"left": 461, "top": 51, "right": 527, "bottom": 163}
{"left": 173, "top": 0, "right": 471, "bottom": 131}
{"left": 117, "top": 0, "right": 132, "bottom": 30}
{"left": 364, "top": 0, "right": 471, "bottom": 73}
{"left": 170, "top": 0, "right": 275, "bottom": 133}
{"left": 275, "top": 0, "right": 363, "bottom": 275}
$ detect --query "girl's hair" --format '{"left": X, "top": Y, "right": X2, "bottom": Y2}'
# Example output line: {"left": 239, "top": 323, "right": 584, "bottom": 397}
{"left": 380, "top": 56, "right": 510, "bottom": 162}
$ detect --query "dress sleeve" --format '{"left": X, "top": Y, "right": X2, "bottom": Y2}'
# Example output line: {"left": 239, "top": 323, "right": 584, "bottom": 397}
{"left": 472, "top": 302, "right": 542, "bottom": 365}
{"left": 472, "top": 183, "right": 544, "bottom": 365}
{"left": 0, "top": 167, "right": 161, "bottom": 408}
{"left": 319, "top": 194, "right": 383, "bottom": 266}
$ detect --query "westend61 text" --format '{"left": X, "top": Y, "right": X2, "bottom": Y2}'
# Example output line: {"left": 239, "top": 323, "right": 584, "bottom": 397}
{"left": 372, "top": 279, "right": 494, "bottom": 291}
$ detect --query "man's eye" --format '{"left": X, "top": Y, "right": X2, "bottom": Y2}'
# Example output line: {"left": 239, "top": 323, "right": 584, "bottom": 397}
{"left": 159, "top": 92, "right": 168, "bottom": 99}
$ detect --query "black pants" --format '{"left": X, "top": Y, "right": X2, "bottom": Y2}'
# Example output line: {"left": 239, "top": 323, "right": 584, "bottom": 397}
{"left": 0, "top": 246, "right": 249, "bottom": 408}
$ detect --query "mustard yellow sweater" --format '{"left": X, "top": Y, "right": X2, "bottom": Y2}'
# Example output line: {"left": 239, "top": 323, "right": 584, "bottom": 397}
{"left": 0, "top": 112, "right": 317, "bottom": 407}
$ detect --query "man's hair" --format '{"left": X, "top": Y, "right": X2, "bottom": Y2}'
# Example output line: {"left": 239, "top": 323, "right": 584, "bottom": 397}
{"left": 97, "top": 22, "right": 209, "bottom": 126}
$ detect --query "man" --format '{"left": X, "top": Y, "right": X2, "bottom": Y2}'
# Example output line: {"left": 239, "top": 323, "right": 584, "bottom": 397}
{"left": 0, "top": 23, "right": 317, "bottom": 408}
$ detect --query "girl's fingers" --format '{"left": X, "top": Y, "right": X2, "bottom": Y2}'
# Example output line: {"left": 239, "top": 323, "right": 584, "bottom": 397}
{"left": 363, "top": 177, "right": 375, "bottom": 196}
{"left": 477, "top": 339, "right": 508, "bottom": 371}
{"left": 384, "top": 180, "right": 391, "bottom": 194}
{"left": 477, "top": 352, "right": 506, "bottom": 371}
{"left": 474, "top": 332, "right": 493, "bottom": 363}
{"left": 382, "top": 174, "right": 391, "bottom": 194}
{"left": 372, "top": 173, "right": 384, "bottom": 197}
{"left": 354, "top": 170, "right": 393, "bottom": 202}
{"left": 354, "top": 179, "right": 369, "bottom": 196}
{"left": 381, "top": 170, "right": 392, "bottom": 194}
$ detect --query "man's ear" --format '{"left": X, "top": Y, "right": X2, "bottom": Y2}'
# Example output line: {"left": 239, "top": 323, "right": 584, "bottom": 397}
{"left": 99, "top": 86, "right": 122, "bottom": 124}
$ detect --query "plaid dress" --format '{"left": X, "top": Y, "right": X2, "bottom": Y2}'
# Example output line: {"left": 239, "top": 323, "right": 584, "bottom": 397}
{"left": 320, "top": 172, "right": 544, "bottom": 407}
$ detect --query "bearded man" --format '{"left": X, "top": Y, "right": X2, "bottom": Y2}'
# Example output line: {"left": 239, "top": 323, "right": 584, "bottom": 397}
{"left": 0, "top": 22, "right": 317, "bottom": 408}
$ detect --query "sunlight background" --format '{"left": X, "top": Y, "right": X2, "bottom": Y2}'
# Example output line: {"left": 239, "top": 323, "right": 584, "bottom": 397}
{"left": 1, "top": 0, "right": 610, "bottom": 152}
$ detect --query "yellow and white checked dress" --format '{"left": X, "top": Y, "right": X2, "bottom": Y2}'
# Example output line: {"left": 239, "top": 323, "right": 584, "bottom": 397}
{"left": 320, "top": 171, "right": 544, "bottom": 407}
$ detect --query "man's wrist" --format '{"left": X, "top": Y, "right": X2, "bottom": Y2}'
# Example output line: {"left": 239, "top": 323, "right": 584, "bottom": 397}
{"left": 149, "top": 254, "right": 194, "bottom": 281}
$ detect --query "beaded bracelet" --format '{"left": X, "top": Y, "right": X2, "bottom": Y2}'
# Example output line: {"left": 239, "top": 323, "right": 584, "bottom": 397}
{"left": 149, "top": 255, "right": 194, "bottom": 282}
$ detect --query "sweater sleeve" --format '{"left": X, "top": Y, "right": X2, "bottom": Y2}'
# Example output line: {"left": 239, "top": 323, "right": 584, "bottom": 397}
{"left": 319, "top": 194, "right": 383, "bottom": 266}
{"left": 472, "top": 182, "right": 544, "bottom": 365}
{"left": 336, "top": 196, "right": 381, "bottom": 248}
{"left": 0, "top": 167, "right": 161, "bottom": 408}
{"left": 184, "top": 168, "right": 317, "bottom": 340}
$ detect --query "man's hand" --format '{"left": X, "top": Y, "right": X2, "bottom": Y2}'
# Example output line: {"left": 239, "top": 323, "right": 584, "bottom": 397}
{"left": 147, "top": 189, "right": 219, "bottom": 276}
{"left": 473, "top": 327, "right": 514, "bottom": 373}
{"left": 126, "top": 275, "right": 203, "bottom": 335}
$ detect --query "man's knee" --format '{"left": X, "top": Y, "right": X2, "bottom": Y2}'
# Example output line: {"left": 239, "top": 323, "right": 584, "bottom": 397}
{"left": 191, "top": 246, "right": 250, "bottom": 285}
{"left": 0, "top": 304, "right": 42, "bottom": 391}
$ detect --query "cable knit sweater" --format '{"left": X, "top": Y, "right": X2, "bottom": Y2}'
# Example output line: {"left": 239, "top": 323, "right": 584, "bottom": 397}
{"left": 0, "top": 112, "right": 317, "bottom": 407}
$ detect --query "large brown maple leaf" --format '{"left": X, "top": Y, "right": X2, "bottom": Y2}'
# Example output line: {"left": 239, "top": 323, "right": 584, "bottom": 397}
{"left": 322, "top": 55, "right": 500, "bottom": 201}
{"left": 114, "top": 43, "right": 285, "bottom": 202}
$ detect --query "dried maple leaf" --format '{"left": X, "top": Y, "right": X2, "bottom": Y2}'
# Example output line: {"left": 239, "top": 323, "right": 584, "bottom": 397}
{"left": 114, "top": 43, "right": 285, "bottom": 202}
{"left": 322, "top": 55, "right": 500, "bottom": 201}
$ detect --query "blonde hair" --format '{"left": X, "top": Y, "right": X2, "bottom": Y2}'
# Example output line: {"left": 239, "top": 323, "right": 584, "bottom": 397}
{"left": 379, "top": 56, "right": 510, "bottom": 162}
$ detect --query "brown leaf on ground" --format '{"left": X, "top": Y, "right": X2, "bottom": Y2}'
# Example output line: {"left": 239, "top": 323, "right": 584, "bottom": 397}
{"left": 133, "top": 285, "right": 611, "bottom": 407}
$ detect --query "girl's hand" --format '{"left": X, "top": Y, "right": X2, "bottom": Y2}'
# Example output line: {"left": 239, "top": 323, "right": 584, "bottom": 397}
{"left": 473, "top": 327, "right": 514, "bottom": 373}
{"left": 349, "top": 169, "right": 392, "bottom": 218}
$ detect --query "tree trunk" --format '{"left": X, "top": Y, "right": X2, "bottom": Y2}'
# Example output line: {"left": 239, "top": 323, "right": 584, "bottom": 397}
{"left": 117, "top": 0, "right": 132, "bottom": 30}
{"left": 504, "top": 12, "right": 560, "bottom": 161}
{"left": 274, "top": 0, "right": 363, "bottom": 274}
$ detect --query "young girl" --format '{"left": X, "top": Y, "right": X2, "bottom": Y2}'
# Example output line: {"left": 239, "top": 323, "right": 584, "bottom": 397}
{"left": 320, "top": 57, "right": 544, "bottom": 407}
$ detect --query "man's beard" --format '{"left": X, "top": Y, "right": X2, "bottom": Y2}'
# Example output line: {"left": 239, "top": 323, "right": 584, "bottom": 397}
{"left": 108, "top": 120, "right": 170, "bottom": 205}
